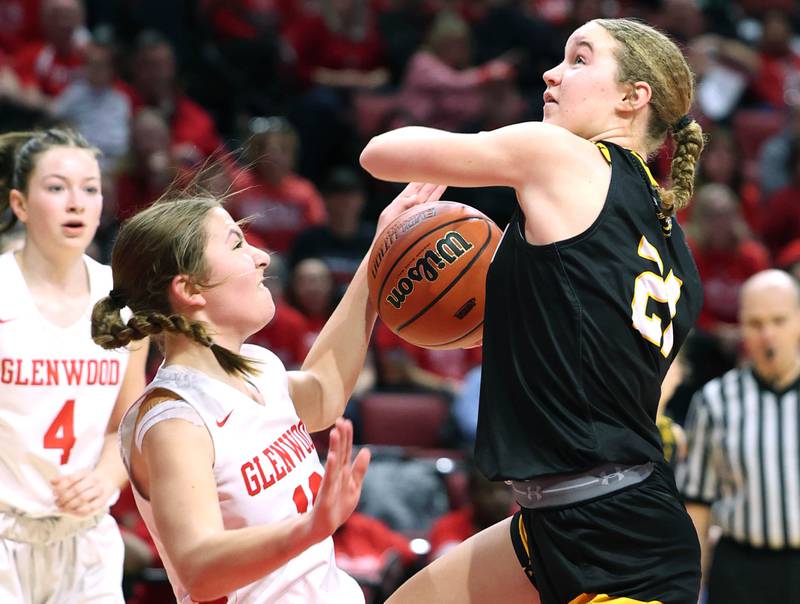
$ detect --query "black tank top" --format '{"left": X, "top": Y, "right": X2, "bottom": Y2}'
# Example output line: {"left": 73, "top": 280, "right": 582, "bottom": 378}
{"left": 475, "top": 141, "right": 703, "bottom": 480}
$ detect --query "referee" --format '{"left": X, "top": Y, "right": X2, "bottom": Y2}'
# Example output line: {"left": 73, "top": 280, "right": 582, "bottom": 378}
{"left": 678, "top": 269, "right": 800, "bottom": 603}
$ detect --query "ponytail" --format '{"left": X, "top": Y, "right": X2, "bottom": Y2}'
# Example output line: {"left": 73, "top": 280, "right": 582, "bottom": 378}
{"left": 0, "top": 132, "right": 34, "bottom": 234}
{"left": 659, "top": 120, "right": 705, "bottom": 215}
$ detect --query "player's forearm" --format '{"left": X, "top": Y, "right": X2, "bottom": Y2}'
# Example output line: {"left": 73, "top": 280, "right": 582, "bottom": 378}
{"left": 94, "top": 432, "right": 128, "bottom": 490}
{"left": 361, "top": 127, "right": 444, "bottom": 182}
{"left": 301, "top": 257, "right": 376, "bottom": 416}
{"left": 178, "top": 513, "right": 318, "bottom": 601}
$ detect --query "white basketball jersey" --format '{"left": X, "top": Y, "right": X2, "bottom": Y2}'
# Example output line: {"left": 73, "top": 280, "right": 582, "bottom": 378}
{"left": 0, "top": 251, "right": 130, "bottom": 516}
{"left": 119, "top": 345, "right": 364, "bottom": 604}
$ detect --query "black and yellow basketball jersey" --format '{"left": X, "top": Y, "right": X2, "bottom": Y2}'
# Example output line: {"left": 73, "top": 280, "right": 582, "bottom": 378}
{"left": 475, "top": 140, "right": 703, "bottom": 480}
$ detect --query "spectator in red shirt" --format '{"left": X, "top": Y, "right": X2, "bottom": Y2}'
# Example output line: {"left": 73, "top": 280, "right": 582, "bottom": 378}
{"left": 290, "top": 166, "right": 375, "bottom": 296}
{"left": 201, "top": 0, "right": 301, "bottom": 40}
{"left": 762, "top": 141, "right": 800, "bottom": 260}
{"left": 114, "top": 108, "right": 178, "bottom": 220}
{"left": 399, "top": 10, "right": 515, "bottom": 132}
{"left": 0, "top": 0, "right": 41, "bottom": 57}
{"left": 125, "top": 30, "right": 224, "bottom": 163}
{"left": 777, "top": 239, "right": 800, "bottom": 283}
{"left": 690, "top": 127, "right": 761, "bottom": 234}
{"left": 428, "top": 463, "right": 516, "bottom": 561}
{"left": 752, "top": 11, "right": 800, "bottom": 110}
{"left": 690, "top": 11, "right": 800, "bottom": 112}
{"left": 287, "top": 257, "right": 338, "bottom": 351}
{"left": 226, "top": 116, "right": 327, "bottom": 254}
{"left": 688, "top": 183, "right": 770, "bottom": 349}
{"left": 285, "top": 0, "right": 389, "bottom": 179}
{"left": 12, "top": 0, "right": 86, "bottom": 98}
{"left": 286, "top": 0, "right": 388, "bottom": 90}
{"left": 372, "top": 321, "right": 481, "bottom": 396}
{"left": 198, "top": 0, "right": 299, "bottom": 117}
{"left": 333, "top": 512, "right": 415, "bottom": 601}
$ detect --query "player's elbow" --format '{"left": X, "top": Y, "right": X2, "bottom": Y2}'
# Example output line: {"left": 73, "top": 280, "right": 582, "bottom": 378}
{"left": 182, "top": 564, "right": 225, "bottom": 603}
{"left": 173, "top": 549, "right": 224, "bottom": 602}
{"left": 360, "top": 135, "right": 404, "bottom": 181}
{"left": 359, "top": 138, "right": 382, "bottom": 176}
{"left": 186, "top": 584, "right": 218, "bottom": 603}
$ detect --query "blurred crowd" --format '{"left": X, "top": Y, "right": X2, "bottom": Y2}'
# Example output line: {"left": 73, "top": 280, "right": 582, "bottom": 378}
{"left": 0, "top": 0, "right": 799, "bottom": 602}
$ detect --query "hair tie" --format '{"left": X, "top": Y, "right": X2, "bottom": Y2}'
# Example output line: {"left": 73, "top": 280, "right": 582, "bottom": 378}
{"left": 672, "top": 114, "right": 692, "bottom": 133}
{"left": 108, "top": 288, "right": 127, "bottom": 309}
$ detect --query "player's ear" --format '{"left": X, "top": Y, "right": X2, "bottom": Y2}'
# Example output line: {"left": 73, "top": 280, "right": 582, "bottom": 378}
{"left": 617, "top": 81, "right": 651, "bottom": 115}
{"left": 168, "top": 275, "right": 206, "bottom": 312}
{"left": 9, "top": 189, "right": 29, "bottom": 223}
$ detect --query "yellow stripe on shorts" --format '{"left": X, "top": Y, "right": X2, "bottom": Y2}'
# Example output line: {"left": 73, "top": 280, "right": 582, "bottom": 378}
{"left": 569, "top": 594, "right": 663, "bottom": 604}
{"left": 517, "top": 514, "right": 530, "bottom": 558}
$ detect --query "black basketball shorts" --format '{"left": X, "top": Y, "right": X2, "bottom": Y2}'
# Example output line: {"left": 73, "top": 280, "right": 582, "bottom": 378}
{"left": 510, "top": 463, "right": 700, "bottom": 604}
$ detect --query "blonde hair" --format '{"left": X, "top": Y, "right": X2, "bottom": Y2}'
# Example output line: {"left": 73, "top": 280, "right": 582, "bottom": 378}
{"left": 91, "top": 195, "right": 260, "bottom": 378}
{"left": 595, "top": 18, "right": 705, "bottom": 215}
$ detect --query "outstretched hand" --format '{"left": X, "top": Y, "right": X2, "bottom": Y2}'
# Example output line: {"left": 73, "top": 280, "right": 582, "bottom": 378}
{"left": 375, "top": 182, "right": 447, "bottom": 236}
{"left": 308, "top": 418, "right": 370, "bottom": 542}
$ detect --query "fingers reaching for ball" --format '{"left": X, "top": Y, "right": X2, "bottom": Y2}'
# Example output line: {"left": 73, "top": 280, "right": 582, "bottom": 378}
{"left": 376, "top": 182, "right": 447, "bottom": 234}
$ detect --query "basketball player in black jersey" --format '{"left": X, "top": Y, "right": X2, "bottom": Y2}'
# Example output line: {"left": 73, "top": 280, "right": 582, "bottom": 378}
{"left": 361, "top": 18, "right": 705, "bottom": 604}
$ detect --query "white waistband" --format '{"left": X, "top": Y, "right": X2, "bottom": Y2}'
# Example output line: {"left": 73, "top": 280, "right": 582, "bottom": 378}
{"left": 0, "top": 504, "right": 105, "bottom": 544}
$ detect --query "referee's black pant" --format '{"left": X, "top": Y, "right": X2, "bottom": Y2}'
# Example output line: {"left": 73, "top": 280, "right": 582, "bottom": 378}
{"left": 708, "top": 537, "right": 800, "bottom": 604}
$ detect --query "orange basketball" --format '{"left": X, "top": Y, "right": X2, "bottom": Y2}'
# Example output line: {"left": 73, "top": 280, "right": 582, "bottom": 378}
{"left": 368, "top": 201, "right": 503, "bottom": 349}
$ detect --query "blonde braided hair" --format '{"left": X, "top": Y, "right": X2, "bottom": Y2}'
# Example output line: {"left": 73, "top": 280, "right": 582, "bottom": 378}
{"left": 595, "top": 18, "right": 705, "bottom": 215}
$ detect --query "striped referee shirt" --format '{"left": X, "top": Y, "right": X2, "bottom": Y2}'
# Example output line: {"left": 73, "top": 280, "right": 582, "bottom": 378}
{"left": 677, "top": 366, "right": 800, "bottom": 550}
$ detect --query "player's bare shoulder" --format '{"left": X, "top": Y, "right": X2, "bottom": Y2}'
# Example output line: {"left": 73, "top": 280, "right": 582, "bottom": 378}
{"left": 509, "top": 124, "right": 611, "bottom": 244}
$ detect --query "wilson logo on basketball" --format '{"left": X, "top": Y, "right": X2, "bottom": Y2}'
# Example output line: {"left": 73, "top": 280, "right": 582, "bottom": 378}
{"left": 386, "top": 231, "right": 474, "bottom": 309}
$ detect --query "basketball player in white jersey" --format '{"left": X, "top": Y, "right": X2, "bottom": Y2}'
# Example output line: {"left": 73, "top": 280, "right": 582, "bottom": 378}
{"left": 92, "top": 181, "right": 444, "bottom": 603}
{"left": 0, "top": 129, "right": 148, "bottom": 602}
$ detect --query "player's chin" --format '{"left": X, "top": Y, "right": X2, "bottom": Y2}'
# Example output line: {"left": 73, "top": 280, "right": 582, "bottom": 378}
{"left": 253, "top": 300, "right": 276, "bottom": 331}
{"left": 55, "top": 229, "right": 95, "bottom": 249}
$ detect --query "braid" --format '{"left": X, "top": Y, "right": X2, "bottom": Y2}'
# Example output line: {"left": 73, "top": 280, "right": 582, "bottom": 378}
{"left": 91, "top": 296, "right": 132, "bottom": 349}
{"left": 163, "top": 314, "right": 261, "bottom": 378}
{"left": 91, "top": 296, "right": 259, "bottom": 378}
{"left": 659, "top": 120, "right": 705, "bottom": 215}
{"left": 168, "top": 314, "right": 214, "bottom": 347}
{"left": 209, "top": 344, "right": 261, "bottom": 378}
